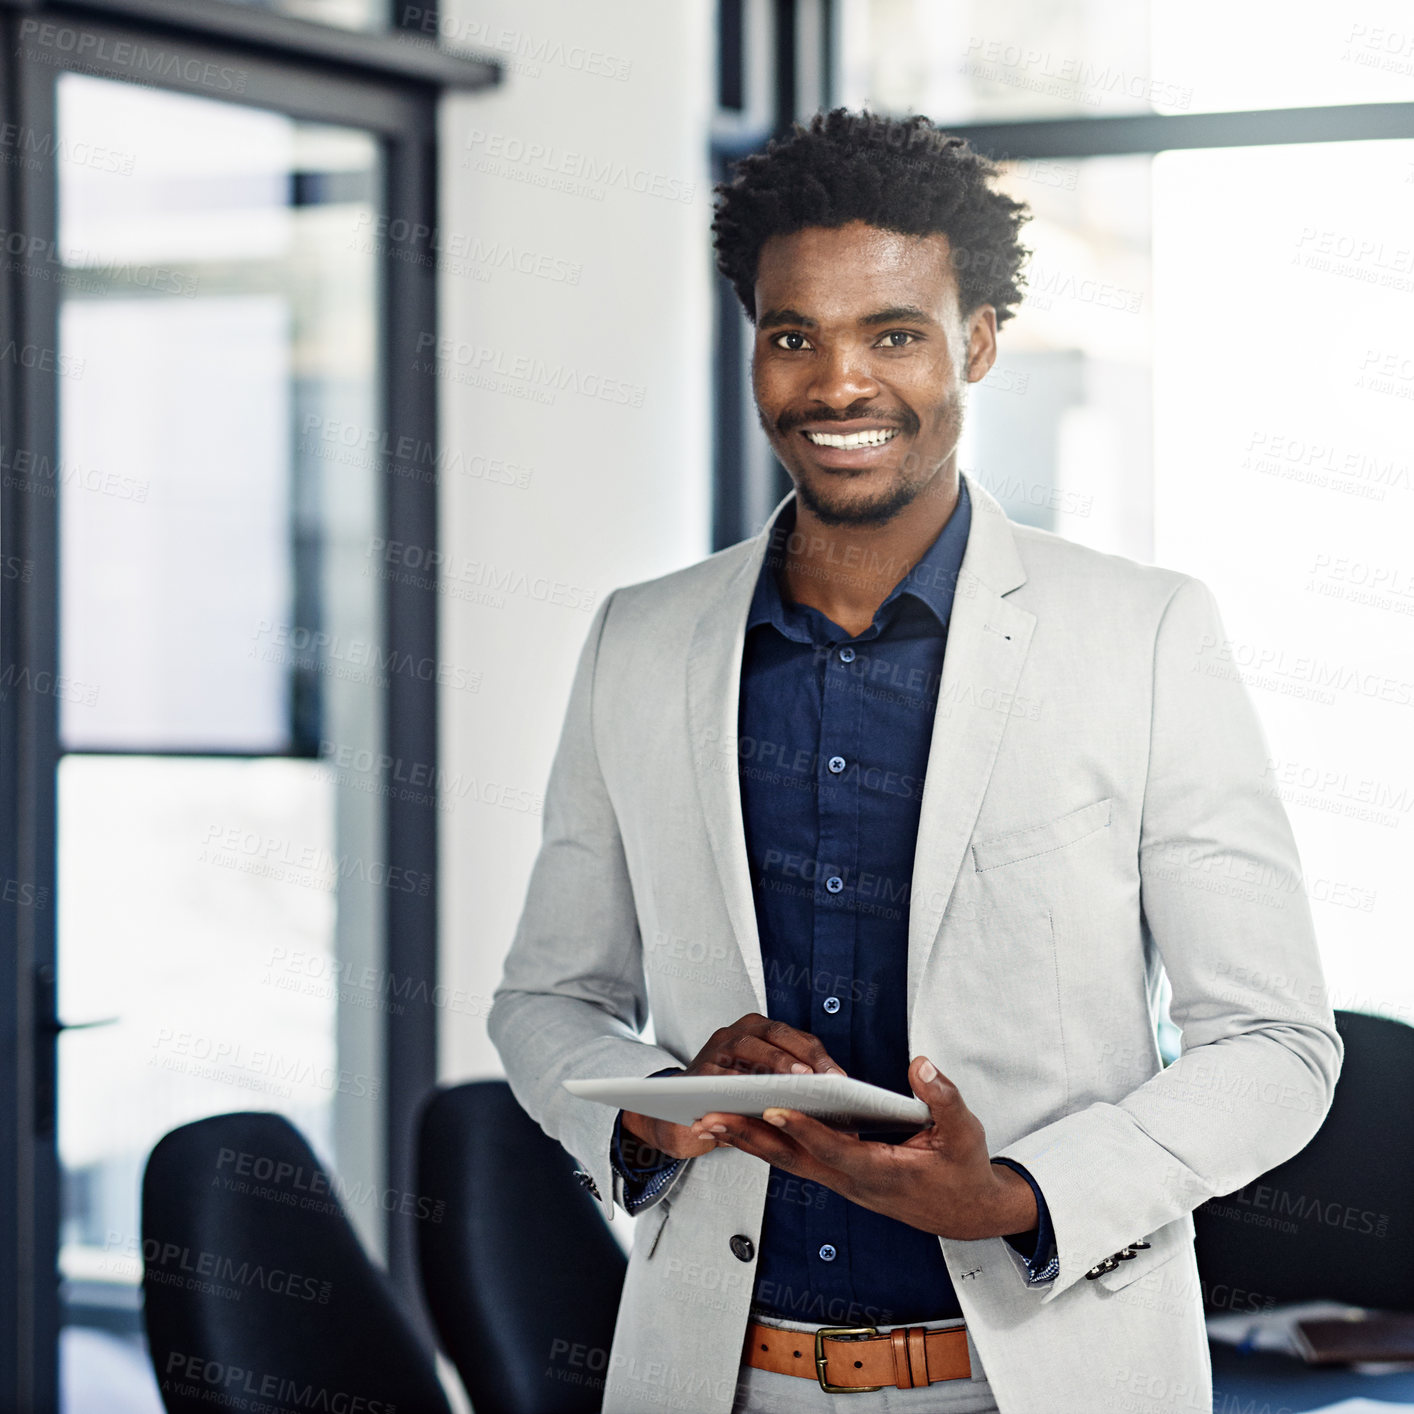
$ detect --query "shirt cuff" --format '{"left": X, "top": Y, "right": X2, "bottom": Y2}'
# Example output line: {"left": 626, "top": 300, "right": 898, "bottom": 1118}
{"left": 610, "top": 1067, "right": 686, "bottom": 1215}
{"left": 991, "top": 1157, "right": 1058, "bottom": 1284}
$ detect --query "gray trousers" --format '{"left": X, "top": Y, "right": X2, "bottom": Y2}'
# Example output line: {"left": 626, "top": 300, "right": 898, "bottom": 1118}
{"left": 730, "top": 1314, "right": 1000, "bottom": 1414}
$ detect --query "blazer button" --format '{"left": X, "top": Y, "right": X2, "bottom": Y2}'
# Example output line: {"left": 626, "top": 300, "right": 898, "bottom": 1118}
{"left": 730, "top": 1234, "right": 755, "bottom": 1262}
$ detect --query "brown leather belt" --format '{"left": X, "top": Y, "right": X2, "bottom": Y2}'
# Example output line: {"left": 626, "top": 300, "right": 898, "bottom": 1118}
{"left": 743, "top": 1318, "right": 971, "bottom": 1393}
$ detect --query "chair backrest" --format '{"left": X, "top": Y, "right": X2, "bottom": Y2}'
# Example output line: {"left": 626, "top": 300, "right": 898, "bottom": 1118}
{"left": 142, "top": 1111, "right": 451, "bottom": 1414}
{"left": 416, "top": 1080, "right": 629, "bottom": 1414}
{"left": 1194, "top": 1010, "right": 1414, "bottom": 1312}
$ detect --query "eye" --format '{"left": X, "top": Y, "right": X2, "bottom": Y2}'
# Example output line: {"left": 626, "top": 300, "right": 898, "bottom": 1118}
{"left": 771, "top": 331, "right": 813, "bottom": 351}
{"left": 876, "top": 330, "right": 918, "bottom": 348}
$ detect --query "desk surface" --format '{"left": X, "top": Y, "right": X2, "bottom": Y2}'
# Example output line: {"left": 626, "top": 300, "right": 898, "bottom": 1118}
{"left": 1212, "top": 1338, "right": 1414, "bottom": 1410}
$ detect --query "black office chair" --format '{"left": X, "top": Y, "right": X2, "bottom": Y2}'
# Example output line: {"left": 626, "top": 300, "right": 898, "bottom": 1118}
{"left": 416, "top": 1080, "right": 629, "bottom": 1414}
{"left": 1194, "top": 1009, "right": 1414, "bottom": 1313}
{"left": 142, "top": 1112, "right": 451, "bottom": 1414}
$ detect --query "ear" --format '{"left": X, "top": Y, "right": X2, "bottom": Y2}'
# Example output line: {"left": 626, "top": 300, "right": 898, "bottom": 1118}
{"left": 964, "top": 304, "right": 998, "bottom": 383}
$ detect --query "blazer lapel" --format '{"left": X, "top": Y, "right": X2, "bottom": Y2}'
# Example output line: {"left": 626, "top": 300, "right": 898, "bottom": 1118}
{"left": 685, "top": 514, "right": 779, "bottom": 1012}
{"left": 684, "top": 473, "right": 1036, "bottom": 1028}
{"left": 906, "top": 473, "right": 1035, "bottom": 1031}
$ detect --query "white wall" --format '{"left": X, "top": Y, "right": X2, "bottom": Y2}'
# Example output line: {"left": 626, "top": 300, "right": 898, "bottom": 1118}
{"left": 435, "top": 0, "right": 715, "bottom": 1081}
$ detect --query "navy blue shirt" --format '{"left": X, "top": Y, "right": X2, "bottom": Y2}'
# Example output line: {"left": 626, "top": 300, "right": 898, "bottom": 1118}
{"left": 612, "top": 481, "right": 1055, "bottom": 1322}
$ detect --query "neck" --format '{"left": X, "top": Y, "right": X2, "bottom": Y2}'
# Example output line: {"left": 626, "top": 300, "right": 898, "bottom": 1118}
{"left": 780, "top": 471, "right": 961, "bottom": 637}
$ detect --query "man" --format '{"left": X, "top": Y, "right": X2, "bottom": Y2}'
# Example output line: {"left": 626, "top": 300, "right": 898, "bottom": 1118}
{"left": 488, "top": 110, "right": 1341, "bottom": 1414}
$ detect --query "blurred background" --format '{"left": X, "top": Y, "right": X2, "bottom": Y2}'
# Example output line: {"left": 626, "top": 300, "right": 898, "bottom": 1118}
{"left": 0, "top": 0, "right": 1410, "bottom": 1408}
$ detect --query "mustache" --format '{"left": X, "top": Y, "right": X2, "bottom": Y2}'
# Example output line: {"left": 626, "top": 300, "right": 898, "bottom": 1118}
{"left": 775, "top": 403, "right": 920, "bottom": 438}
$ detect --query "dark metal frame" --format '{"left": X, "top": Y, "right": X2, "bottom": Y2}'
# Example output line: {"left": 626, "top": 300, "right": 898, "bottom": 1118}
{"left": 936, "top": 100, "right": 1414, "bottom": 161}
{"left": 0, "top": 4, "right": 496, "bottom": 1407}
{"left": 0, "top": 0, "right": 496, "bottom": 89}
{"left": 711, "top": 0, "right": 838, "bottom": 550}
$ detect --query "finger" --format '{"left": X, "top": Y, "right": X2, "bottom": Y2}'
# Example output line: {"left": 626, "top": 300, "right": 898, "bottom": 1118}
{"left": 631, "top": 1113, "right": 717, "bottom": 1159}
{"left": 697, "top": 1109, "right": 867, "bottom": 1173}
{"left": 741, "top": 1016, "right": 848, "bottom": 1075}
{"left": 909, "top": 1056, "right": 983, "bottom": 1150}
{"left": 693, "top": 1109, "right": 740, "bottom": 1130}
{"left": 663, "top": 1122, "right": 729, "bottom": 1158}
{"left": 695, "top": 1031, "right": 821, "bottom": 1076}
{"left": 910, "top": 1056, "right": 962, "bottom": 1112}
{"left": 718, "top": 1033, "right": 820, "bottom": 1076}
{"left": 759, "top": 1107, "right": 871, "bottom": 1174}
{"left": 690, "top": 1109, "right": 767, "bottom": 1143}
{"left": 693, "top": 1113, "right": 839, "bottom": 1183}
{"left": 695, "top": 1019, "right": 769, "bottom": 1073}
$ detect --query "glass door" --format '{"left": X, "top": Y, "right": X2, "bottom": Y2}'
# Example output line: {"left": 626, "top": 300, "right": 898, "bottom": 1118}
{"left": 54, "top": 74, "right": 386, "bottom": 1408}
{"left": 1, "top": 15, "right": 446, "bottom": 1410}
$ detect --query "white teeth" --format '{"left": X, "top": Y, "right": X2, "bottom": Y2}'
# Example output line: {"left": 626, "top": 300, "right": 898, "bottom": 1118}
{"left": 802, "top": 428, "right": 899, "bottom": 449}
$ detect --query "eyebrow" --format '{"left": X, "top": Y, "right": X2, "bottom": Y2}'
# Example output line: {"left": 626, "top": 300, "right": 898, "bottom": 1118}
{"left": 757, "top": 307, "right": 817, "bottom": 331}
{"left": 756, "top": 303, "right": 936, "bottom": 332}
{"left": 860, "top": 304, "right": 935, "bottom": 327}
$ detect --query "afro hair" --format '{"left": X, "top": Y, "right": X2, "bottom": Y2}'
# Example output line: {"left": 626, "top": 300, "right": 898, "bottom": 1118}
{"left": 712, "top": 108, "right": 1031, "bottom": 327}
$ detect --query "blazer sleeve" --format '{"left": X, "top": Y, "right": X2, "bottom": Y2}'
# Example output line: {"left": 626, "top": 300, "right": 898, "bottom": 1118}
{"left": 992, "top": 574, "right": 1343, "bottom": 1299}
{"left": 487, "top": 590, "right": 692, "bottom": 1221}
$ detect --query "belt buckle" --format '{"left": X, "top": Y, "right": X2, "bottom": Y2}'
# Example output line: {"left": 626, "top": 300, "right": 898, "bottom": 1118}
{"left": 814, "top": 1325, "right": 882, "bottom": 1393}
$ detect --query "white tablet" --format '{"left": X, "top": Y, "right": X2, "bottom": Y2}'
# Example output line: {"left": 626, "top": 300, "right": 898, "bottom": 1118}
{"left": 563, "top": 1073, "right": 931, "bottom": 1131}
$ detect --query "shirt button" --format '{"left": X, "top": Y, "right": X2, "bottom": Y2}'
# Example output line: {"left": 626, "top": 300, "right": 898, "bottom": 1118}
{"left": 825, "top": 876, "right": 844, "bottom": 894}
{"left": 819, "top": 1244, "right": 837, "bottom": 1261}
{"left": 827, "top": 755, "right": 846, "bottom": 774}
{"left": 822, "top": 996, "right": 841, "bottom": 1014}
{"left": 730, "top": 1234, "right": 755, "bottom": 1262}
{"left": 838, "top": 646, "right": 855, "bottom": 663}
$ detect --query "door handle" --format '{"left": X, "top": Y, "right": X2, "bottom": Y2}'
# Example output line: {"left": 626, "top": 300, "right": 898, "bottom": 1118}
{"left": 32, "top": 965, "right": 120, "bottom": 1136}
{"left": 42, "top": 1016, "right": 120, "bottom": 1034}
{"left": 33, "top": 964, "right": 119, "bottom": 1031}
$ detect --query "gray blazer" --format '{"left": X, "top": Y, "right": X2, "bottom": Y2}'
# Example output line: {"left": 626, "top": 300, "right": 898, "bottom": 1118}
{"left": 488, "top": 470, "right": 1342, "bottom": 1414}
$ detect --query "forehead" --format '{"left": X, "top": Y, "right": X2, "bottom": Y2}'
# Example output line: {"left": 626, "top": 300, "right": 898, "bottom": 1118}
{"left": 754, "top": 221, "right": 959, "bottom": 322}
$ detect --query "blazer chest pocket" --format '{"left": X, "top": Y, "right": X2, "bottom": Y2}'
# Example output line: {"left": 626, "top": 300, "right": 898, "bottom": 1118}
{"left": 636, "top": 1198, "right": 672, "bottom": 1260}
{"left": 970, "top": 797, "right": 1114, "bottom": 873}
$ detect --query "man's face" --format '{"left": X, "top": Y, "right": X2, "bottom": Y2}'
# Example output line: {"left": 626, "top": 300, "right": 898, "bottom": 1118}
{"left": 751, "top": 220, "right": 996, "bottom": 528}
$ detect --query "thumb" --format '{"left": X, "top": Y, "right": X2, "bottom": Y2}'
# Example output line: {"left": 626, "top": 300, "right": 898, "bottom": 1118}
{"left": 909, "top": 1055, "right": 962, "bottom": 1124}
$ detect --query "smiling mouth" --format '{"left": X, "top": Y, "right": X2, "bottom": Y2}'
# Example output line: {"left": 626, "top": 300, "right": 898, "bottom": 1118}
{"left": 800, "top": 427, "right": 900, "bottom": 450}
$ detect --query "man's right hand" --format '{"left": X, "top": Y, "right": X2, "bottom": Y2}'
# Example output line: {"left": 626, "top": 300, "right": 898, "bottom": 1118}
{"left": 620, "top": 1013, "right": 847, "bottom": 1162}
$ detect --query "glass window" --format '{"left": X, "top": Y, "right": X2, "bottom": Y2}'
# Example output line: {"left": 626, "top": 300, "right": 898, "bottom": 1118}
{"left": 58, "top": 755, "right": 339, "bottom": 1260}
{"left": 960, "top": 136, "right": 1414, "bottom": 1029}
{"left": 53, "top": 73, "right": 387, "bottom": 1390}
{"left": 1151, "top": 0, "right": 1414, "bottom": 115}
{"left": 961, "top": 153, "right": 1154, "bottom": 562}
{"left": 839, "top": 0, "right": 1414, "bottom": 122}
{"left": 840, "top": 0, "right": 1170, "bottom": 122}
{"left": 1151, "top": 139, "right": 1414, "bottom": 1020}
{"left": 60, "top": 295, "right": 296, "bottom": 752}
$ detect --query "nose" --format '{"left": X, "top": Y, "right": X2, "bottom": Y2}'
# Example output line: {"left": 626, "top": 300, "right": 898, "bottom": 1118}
{"left": 805, "top": 342, "right": 879, "bottom": 410}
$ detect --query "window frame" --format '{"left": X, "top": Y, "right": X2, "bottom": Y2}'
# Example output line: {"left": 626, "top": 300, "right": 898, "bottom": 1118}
{"left": 0, "top": 5, "right": 496, "bottom": 1404}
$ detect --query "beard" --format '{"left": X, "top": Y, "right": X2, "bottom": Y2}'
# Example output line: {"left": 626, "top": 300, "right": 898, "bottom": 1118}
{"left": 793, "top": 467, "right": 922, "bottom": 528}
{"left": 761, "top": 393, "right": 963, "bottom": 529}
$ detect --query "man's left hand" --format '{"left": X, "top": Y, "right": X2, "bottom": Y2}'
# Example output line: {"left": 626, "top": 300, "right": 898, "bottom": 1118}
{"left": 689, "top": 1055, "right": 1037, "bottom": 1241}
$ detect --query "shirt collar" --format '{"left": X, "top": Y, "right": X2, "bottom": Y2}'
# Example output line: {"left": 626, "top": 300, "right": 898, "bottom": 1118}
{"left": 746, "top": 477, "right": 973, "bottom": 640}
